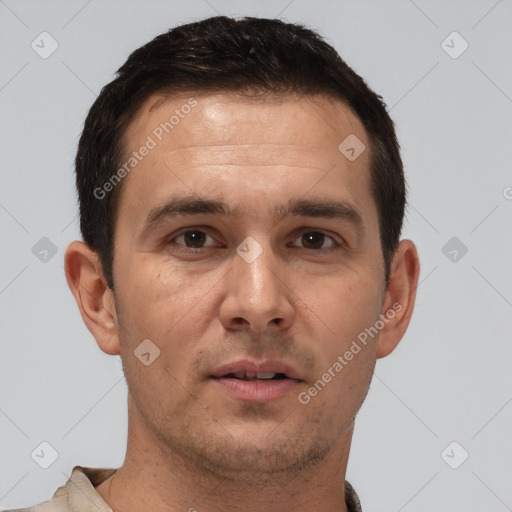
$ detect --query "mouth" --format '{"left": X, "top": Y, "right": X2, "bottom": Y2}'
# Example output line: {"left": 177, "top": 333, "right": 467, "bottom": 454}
{"left": 210, "top": 360, "right": 304, "bottom": 403}
{"left": 221, "top": 371, "right": 290, "bottom": 381}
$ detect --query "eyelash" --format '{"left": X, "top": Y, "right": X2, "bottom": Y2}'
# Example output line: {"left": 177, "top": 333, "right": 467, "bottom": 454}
{"left": 167, "top": 228, "right": 342, "bottom": 253}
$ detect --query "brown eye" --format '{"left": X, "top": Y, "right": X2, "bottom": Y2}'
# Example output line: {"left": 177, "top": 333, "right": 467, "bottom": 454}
{"left": 172, "top": 230, "right": 217, "bottom": 249}
{"left": 292, "top": 231, "right": 337, "bottom": 250}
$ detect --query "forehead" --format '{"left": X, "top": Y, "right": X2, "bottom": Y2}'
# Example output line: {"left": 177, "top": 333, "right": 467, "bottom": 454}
{"left": 126, "top": 91, "right": 368, "bottom": 153}
{"left": 117, "top": 91, "right": 376, "bottom": 230}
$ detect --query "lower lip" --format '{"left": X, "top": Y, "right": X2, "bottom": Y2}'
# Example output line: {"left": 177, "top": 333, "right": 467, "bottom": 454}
{"left": 212, "top": 377, "right": 300, "bottom": 403}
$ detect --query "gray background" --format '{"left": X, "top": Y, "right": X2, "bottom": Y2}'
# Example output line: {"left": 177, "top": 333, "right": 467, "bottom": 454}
{"left": 1, "top": 0, "right": 511, "bottom": 510}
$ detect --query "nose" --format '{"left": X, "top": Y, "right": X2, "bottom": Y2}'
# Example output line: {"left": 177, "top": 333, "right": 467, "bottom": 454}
{"left": 219, "top": 240, "right": 296, "bottom": 333}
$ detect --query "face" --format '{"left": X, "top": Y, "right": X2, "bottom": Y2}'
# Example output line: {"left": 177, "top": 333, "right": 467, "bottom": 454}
{"left": 107, "top": 92, "right": 388, "bottom": 477}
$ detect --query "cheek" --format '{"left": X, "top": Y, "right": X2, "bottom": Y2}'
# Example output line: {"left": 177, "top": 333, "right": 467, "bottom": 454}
{"left": 300, "top": 279, "right": 379, "bottom": 419}
{"left": 309, "top": 271, "right": 383, "bottom": 350}
{"left": 116, "top": 253, "right": 220, "bottom": 349}
{"left": 304, "top": 272, "right": 381, "bottom": 411}
{"left": 115, "top": 260, "right": 211, "bottom": 402}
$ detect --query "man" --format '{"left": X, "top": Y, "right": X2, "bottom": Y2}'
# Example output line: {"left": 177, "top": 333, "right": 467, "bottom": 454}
{"left": 9, "top": 15, "right": 419, "bottom": 512}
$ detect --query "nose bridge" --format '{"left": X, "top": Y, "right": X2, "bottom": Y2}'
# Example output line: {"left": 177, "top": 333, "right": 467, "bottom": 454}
{"left": 236, "top": 236, "right": 279, "bottom": 304}
{"left": 220, "top": 235, "right": 294, "bottom": 331}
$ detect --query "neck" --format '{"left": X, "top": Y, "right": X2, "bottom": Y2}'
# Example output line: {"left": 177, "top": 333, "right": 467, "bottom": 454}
{"left": 96, "top": 395, "right": 354, "bottom": 512}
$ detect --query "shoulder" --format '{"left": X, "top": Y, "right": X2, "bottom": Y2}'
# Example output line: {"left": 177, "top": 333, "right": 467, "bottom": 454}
{"left": 2, "top": 485, "right": 68, "bottom": 511}
{"left": 345, "top": 480, "right": 363, "bottom": 512}
{"left": 2, "top": 466, "right": 116, "bottom": 512}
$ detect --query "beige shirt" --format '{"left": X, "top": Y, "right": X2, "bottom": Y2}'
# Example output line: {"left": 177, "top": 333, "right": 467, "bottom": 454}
{"left": 5, "top": 466, "right": 363, "bottom": 512}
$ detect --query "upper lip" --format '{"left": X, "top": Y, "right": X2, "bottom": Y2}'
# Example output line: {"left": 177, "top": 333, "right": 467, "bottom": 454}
{"left": 211, "top": 359, "right": 303, "bottom": 381}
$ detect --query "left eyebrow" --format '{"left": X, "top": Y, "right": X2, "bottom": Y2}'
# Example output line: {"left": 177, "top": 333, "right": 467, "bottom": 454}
{"left": 139, "top": 195, "right": 365, "bottom": 238}
{"left": 277, "top": 198, "right": 364, "bottom": 227}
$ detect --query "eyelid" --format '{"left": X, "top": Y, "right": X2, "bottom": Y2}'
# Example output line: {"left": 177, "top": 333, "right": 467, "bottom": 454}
{"left": 290, "top": 229, "right": 342, "bottom": 250}
{"left": 167, "top": 226, "right": 344, "bottom": 251}
{"left": 168, "top": 227, "right": 220, "bottom": 248}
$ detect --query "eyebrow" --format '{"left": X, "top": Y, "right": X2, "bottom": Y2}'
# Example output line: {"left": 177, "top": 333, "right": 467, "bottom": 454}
{"left": 141, "top": 195, "right": 365, "bottom": 236}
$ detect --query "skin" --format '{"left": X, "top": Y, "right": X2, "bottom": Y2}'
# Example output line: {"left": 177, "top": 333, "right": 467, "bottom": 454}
{"left": 65, "top": 92, "right": 420, "bottom": 512}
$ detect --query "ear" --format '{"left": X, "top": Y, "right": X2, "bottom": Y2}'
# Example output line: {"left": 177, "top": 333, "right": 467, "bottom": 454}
{"left": 376, "top": 239, "right": 420, "bottom": 359}
{"left": 64, "top": 240, "right": 121, "bottom": 356}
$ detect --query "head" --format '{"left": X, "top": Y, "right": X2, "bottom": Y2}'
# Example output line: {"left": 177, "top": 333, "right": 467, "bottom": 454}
{"left": 65, "top": 16, "right": 419, "bottom": 479}
{"left": 75, "top": 16, "right": 405, "bottom": 290}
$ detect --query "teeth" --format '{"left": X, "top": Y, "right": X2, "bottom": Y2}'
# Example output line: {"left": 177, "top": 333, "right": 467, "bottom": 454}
{"left": 256, "top": 372, "right": 277, "bottom": 379}
{"left": 230, "top": 371, "right": 277, "bottom": 379}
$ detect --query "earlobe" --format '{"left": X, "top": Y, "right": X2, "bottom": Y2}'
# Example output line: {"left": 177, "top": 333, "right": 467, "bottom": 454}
{"left": 376, "top": 239, "right": 420, "bottom": 359}
{"left": 64, "top": 240, "right": 121, "bottom": 356}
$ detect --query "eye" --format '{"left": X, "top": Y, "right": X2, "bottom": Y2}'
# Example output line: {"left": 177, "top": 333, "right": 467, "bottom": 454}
{"left": 170, "top": 229, "right": 219, "bottom": 249}
{"left": 290, "top": 231, "right": 339, "bottom": 250}
{"left": 166, "top": 228, "right": 341, "bottom": 253}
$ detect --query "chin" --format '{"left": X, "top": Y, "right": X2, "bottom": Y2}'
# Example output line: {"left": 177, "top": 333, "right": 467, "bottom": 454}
{"left": 174, "top": 426, "right": 334, "bottom": 482}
